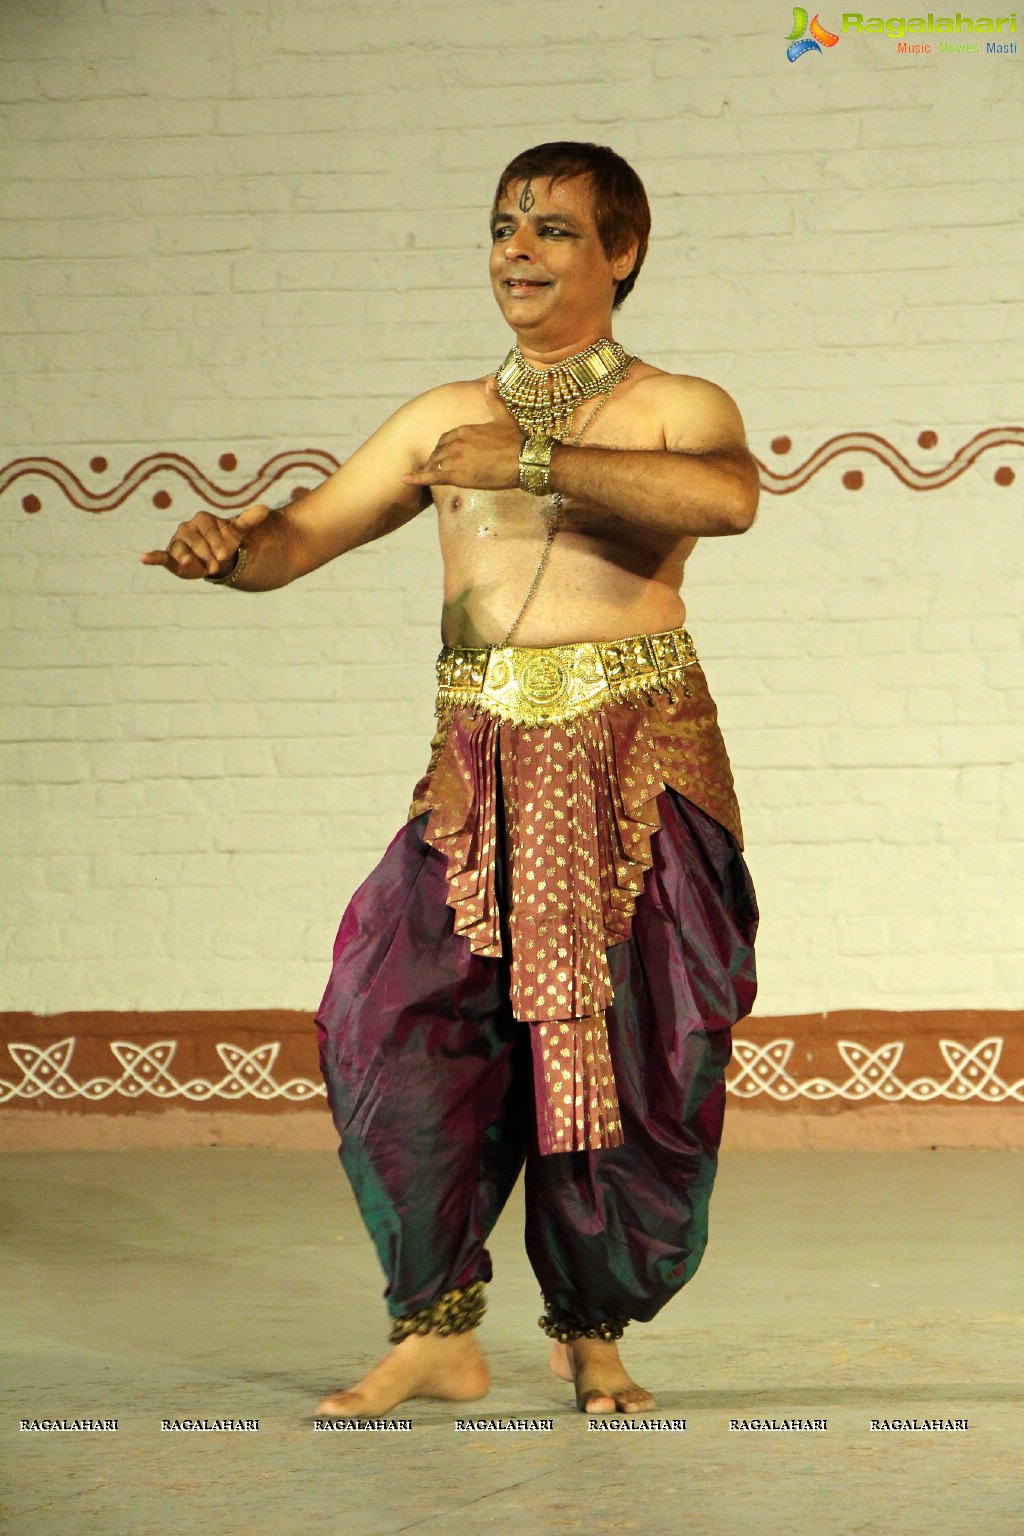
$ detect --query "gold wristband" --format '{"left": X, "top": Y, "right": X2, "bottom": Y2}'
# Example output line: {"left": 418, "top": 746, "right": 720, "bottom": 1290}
{"left": 518, "top": 434, "right": 557, "bottom": 497}
{"left": 204, "top": 544, "right": 249, "bottom": 586}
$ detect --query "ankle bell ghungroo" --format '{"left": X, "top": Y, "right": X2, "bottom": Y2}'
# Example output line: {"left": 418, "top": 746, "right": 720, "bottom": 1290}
{"left": 389, "top": 1280, "right": 487, "bottom": 1345}
{"left": 538, "top": 1302, "right": 629, "bottom": 1343}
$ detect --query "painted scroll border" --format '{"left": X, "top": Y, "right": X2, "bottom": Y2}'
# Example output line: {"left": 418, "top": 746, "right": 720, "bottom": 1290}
{"left": 2, "top": 427, "right": 1021, "bottom": 514}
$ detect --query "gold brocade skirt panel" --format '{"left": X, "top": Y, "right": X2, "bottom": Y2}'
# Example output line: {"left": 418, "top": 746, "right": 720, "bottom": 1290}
{"left": 407, "top": 626, "right": 743, "bottom": 1156}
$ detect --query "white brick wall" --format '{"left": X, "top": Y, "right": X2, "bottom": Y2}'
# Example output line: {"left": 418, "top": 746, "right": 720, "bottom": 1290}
{"left": 1, "top": 0, "right": 1021, "bottom": 1015}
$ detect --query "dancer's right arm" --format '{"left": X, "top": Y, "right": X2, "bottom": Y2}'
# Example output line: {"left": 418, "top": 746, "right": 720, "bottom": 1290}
{"left": 140, "top": 392, "right": 444, "bottom": 589}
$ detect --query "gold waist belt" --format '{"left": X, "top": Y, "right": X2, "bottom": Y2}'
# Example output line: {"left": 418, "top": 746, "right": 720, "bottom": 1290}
{"left": 436, "top": 625, "right": 698, "bottom": 727}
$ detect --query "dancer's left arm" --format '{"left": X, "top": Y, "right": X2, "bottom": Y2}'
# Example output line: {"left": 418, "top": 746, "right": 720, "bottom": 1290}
{"left": 547, "top": 376, "right": 759, "bottom": 538}
{"left": 405, "top": 374, "right": 759, "bottom": 539}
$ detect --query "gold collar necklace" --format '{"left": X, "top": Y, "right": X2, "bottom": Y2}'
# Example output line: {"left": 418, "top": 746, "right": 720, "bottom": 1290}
{"left": 494, "top": 337, "right": 635, "bottom": 438}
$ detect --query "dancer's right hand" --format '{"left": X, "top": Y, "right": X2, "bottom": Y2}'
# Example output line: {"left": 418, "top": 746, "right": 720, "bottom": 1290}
{"left": 139, "top": 502, "right": 271, "bottom": 580}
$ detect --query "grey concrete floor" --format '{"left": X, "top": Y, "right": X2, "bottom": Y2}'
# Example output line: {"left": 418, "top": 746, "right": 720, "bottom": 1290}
{"left": 1, "top": 1148, "right": 1022, "bottom": 1536}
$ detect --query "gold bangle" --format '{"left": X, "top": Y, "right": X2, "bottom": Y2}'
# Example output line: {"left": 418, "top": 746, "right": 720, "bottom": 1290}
{"left": 518, "top": 434, "right": 557, "bottom": 496}
{"left": 204, "top": 545, "right": 249, "bottom": 586}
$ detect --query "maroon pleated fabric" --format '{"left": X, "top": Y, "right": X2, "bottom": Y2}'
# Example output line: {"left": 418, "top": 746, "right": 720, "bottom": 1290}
{"left": 405, "top": 678, "right": 744, "bottom": 1156}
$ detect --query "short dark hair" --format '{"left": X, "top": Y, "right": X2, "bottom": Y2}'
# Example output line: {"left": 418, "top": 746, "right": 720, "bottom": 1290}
{"left": 493, "top": 141, "right": 651, "bottom": 309}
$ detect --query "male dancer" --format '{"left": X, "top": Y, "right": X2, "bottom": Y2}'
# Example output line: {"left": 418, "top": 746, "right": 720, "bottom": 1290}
{"left": 142, "top": 142, "right": 759, "bottom": 1416}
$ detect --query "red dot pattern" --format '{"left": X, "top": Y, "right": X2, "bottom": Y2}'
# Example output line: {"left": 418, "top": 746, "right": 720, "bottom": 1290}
{"left": 842, "top": 470, "right": 864, "bottom": 490}
{"left": 218, "top": 453, "right": 237, "bottom": 471}
{"left": 994, "top": 466, "right": 1014, "bottom": 487}
{"left": 90, "top": 456, "right": 108, "bottom": 473}
{"left": 917, "top": 431, "right": 938, "bottom": 449}
{"left": 22, "top": 494, "right": 41, "bottom": 513}
{"left": 770, "top": 436, "right": 792, "bottom": 455}
{"left": 153, "top": 490, "right": 172, "bottom": 509}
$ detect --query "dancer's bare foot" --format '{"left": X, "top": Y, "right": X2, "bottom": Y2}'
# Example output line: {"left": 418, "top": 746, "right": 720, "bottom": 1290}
{"left": 316, "top": 1331, "right": 489, "bottom": 1418}
{"left": 549, "top": 1338, "right": 655, "bottom": 1415}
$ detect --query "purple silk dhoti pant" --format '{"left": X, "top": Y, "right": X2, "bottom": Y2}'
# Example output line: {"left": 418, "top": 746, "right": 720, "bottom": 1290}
{"left": 315, "top": 772, "right": 757, "bottom": 1336}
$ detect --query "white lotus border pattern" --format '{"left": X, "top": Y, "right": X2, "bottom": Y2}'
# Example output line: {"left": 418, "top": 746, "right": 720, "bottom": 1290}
{"left": 1, "top": 1036, "right": 1022, "bottom": 1107}
{"left": 730, "top": 1037, "right": 1023, "bottom": 1103}
{"left": 0, "top": 1039, "right": 322, "bottom": 1105}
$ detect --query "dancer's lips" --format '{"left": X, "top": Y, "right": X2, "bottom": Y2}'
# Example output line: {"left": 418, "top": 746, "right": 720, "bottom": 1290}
{"left": 503, "top": 277, "right": 551, "bottom": 294}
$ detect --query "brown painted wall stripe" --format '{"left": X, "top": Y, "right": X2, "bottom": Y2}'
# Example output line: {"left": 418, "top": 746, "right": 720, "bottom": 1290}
{"left": 2, "top": 1010, "right": 1021, "bottom": 1117}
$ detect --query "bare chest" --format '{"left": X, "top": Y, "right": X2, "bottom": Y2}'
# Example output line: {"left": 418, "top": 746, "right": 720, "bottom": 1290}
{"left": 437, "top": 485, "right": 547, "bottom": 548}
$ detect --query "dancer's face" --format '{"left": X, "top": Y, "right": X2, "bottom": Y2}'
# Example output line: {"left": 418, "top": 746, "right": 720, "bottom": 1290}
{"left": 488, "top": 174, "right": 637, "bottom": 351}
